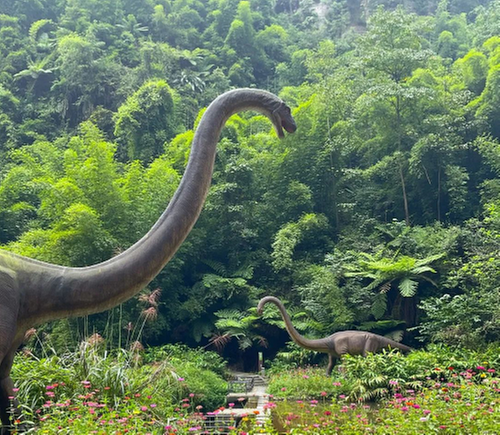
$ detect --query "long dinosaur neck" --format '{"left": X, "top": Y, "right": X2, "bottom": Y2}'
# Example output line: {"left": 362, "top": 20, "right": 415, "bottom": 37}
{"left": 258, "top": 296, "right": 330, "bottom": 352}
{"left": 21, "top": 89, "right": 287, "bottom": 324}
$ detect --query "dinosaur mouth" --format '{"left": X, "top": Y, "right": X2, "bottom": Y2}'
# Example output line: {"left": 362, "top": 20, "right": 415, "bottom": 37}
{"left": 282, "top": 119, "right": 297, "bottom": 134}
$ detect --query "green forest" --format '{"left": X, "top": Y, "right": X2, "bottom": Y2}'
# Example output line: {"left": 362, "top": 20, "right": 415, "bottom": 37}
{"left": 1, "top": 0, "right": 500, "bottom": 432}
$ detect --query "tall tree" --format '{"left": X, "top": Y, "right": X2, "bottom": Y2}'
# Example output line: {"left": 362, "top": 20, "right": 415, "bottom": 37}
{"left": 114, "top": 80, "right": 177, "bottom": 162}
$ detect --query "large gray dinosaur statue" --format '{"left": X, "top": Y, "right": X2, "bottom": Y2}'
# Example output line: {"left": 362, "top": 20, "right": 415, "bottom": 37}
{"left": 257, "top": 296, "right": 412, "bottom": 376}
{"left": 0, "top": 89, "right": 296, "bottom": 433}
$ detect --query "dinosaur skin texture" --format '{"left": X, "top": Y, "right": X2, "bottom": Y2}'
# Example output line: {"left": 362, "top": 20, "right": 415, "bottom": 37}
{"left": 257, "top": 296, "right": 412, "bottom": 376}
{"left": 0, "top": 89, "right": 296, "bottom": 433}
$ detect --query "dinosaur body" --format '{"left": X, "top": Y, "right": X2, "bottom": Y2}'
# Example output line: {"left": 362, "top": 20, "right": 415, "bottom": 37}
{"left": 257, "top": 296, "right": 412, "bottom": 376}
{"left": 0, "top": 89, "right": 296, "bottom": 432}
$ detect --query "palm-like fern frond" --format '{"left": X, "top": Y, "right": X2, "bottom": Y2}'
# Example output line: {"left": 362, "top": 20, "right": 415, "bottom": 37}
{"left": 398, "top": 278, "right": 418, "bottom": 297}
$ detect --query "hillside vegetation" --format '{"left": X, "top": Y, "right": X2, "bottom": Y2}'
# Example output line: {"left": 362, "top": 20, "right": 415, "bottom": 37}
{"left": 1, "top": 0, "right": 499, "bottom": 366}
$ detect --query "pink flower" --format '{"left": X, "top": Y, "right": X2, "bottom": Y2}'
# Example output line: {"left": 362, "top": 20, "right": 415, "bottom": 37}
{"left": 320, "top": 391, "right": 327, "bottom": 397}
{"left": 476, "top": 366, "right": 485, "bottom": 370}
{"left": 332, "top": 382, "right": 341, "bottom": 386}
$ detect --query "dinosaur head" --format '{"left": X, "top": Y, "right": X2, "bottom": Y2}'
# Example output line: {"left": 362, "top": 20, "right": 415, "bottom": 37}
{"left": 257, "top": 300, "right": 265, "bottom": 316}
{"left": 272, "top": 102, "right": 297, "bottom": 138}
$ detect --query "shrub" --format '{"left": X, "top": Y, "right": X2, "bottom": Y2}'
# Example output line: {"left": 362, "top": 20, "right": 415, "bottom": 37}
{"left": 11, "top": 343, "right": 228, "bottom": 432}
{"left": 267, "top": 366, "right": 352, "bottom": 399}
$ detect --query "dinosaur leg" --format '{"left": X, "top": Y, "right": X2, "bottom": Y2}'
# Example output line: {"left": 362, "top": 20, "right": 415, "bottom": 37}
{"left": 326, "top": 354, "right": 337, "bottom": 376}
{"left": 0, "top": 378, "right": 15, "bottom": 435}
{"left": 0, "top": 342, "right": 24, "bottom": 435}
{"left": 0, "top": 354, "right": 13, "bottom": 433}
{"left": 0, "top": 301, "right": 21, "bottom": 434}
{"left": 362, "top": 338, "right": 379, "bottom": 357}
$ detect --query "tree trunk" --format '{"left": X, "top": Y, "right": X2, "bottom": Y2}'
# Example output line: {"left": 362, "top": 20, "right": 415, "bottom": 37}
{"left": 399, "top": 163, "right": 410, "bottom": 226}
{"left": 437, "top": 166, "right": 441, "bottom": 222}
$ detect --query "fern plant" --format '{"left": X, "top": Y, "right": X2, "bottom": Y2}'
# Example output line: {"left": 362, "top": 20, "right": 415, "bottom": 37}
{"left": 343, "top": 251, "right": 444, "bottom": 323}
{"left": 211, "top": 308, "right": 265, "bottom": 351}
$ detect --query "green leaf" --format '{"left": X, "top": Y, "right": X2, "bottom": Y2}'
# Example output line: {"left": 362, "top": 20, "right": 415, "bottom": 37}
{"left": 399, "top": 278, "right": 418, "bottom": 297}
{"left": 371, "top": 292, "right": 387, "bottom": 320}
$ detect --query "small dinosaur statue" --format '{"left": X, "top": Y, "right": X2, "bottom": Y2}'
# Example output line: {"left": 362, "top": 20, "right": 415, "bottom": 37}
{"left": 0, "top": 89, "right": 296, "bottom": 433}
{"left": 257, "top": 296, "right": 412, "bottom": 376}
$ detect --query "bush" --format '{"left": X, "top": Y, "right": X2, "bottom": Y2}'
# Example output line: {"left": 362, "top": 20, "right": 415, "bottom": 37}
{"left": 10, "top": 343, "right": 228, "bottom": 432}
{"left": 267, "top": 366, "right": 352, "bottom": 399}
{"left": 267, "top": 345, "right": 500, "bottom": 402}
{"left": 144, "top": 344, "right": 228, "bottom": 378}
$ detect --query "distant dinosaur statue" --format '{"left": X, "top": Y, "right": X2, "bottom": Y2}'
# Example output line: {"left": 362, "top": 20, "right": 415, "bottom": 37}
{"left": 0, "top": 89, "right": 296, "bottom": 433}
{"left": 257, "top": 296, "right": 412, "bottom": 376}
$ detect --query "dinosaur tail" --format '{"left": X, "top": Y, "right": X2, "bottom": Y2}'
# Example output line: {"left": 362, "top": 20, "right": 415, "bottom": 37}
{"left": 383, "top": 337, "right": 413, "bottom": 353}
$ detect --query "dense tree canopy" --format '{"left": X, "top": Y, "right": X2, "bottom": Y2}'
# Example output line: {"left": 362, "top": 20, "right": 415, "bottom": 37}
{"left": 1, "top": 0, "right": 499, "bottom": 363}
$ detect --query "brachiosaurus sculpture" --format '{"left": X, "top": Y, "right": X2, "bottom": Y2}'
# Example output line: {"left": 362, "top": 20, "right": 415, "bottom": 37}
{"left": 257, "top": 296, "right": 412, "bottom": 376}
{"left": 0, "top": 89, "right": 296, "bottom": 432}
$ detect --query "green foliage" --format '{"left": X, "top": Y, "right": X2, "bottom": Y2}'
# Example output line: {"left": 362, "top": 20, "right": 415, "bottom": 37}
{"left": 455, "top": 49, "right": 489, "bottom": 94}
{"left": 271, "top": 213, "right": 330, "bottom": 272}
{"left": 11, "top": 342, "right": 228, "bottom": 431}
{"left": 114, "top": 80, "right": 177, "bottom": 162}
{"left": 267, "top": 341, "right": 325, "bottom": 372}
{"left": 267, "top": 366, "right": 349, "bottom": 399}
{"left": 2, "top": 0, "right": 500, "bottom": 373}
{"left": 144, "top": 344, "right": 228, "bottom": 378}
{"left": 268, "top": 345, "right": 500, "bottom": 402}
{"left": 417, "top": 292, "right": 500, "bottom": 346}
{"left": 297, "top": 265, "right": 354, "bottom": 334}
{"left": 343, "top": 251, "right": 443, "bottom": 322}
{"left": 260, "top": 379, "right": 500, "bottom": 434}
{"left": 2, "top": 4, "right": 500, "bottom": 431}
{"left": 339, "top": 344, "right": 500, "bottom": 401}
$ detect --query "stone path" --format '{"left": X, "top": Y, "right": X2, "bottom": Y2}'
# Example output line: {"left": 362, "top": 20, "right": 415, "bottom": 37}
{"left": 214, "top": 373, "right": 271, "bottom": 430}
